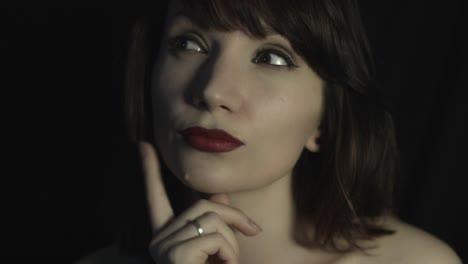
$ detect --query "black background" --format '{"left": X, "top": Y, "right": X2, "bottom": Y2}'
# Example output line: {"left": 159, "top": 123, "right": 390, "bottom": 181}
{"left": 4, "top": 1, "right": 467, "bottom": 262}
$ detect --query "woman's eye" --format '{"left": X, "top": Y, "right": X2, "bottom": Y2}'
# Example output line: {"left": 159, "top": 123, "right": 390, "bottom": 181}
{"left": 252, "top": 49, "right": 298, "bottom": 69}
{"left": 256, "top": 53, "right": 287, "bottom": 66}
{"left": 168, "top": 36, "right": 207, "bottom": 54}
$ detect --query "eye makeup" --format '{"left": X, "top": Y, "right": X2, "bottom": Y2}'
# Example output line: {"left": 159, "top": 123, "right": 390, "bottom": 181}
{"left": 168, "top": 31, "right": 209, "bottom": 55}
{"left": 252, "top": 46, "right": 299, "bottom": 71}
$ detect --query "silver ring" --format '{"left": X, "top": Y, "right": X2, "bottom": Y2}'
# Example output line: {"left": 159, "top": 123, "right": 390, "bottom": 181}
{"left": 189, "top": 219, "right": 204, "bottom": 236}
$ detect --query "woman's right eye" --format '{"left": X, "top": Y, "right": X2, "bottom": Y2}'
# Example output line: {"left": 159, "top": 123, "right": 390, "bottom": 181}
{"left": 168, "top": 36, "right": 207, "bottom": 54}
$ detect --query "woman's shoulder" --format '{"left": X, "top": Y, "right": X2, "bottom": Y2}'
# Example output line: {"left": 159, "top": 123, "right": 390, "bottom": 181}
{"left": 356, "top": 215, "right": 462, "bottom": 264}
{"left": 75, "top": 217, "right": 462, "bottom": 264}
{"left": 74, "top": 243, "right": 150, "bottom": 264}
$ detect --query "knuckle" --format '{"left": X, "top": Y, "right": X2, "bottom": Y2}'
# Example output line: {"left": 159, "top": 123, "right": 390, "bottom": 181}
{"left": 203, "top": 211, "right": 220, "bottom": 221}
{"left": 227, "top": 205, "right": 244, "bottom": 218}
{"left": 195, "top": 199, "right": 210, "bottom": 208}
{"left": 228, "top": 208, "right": 248, "bottom": 224}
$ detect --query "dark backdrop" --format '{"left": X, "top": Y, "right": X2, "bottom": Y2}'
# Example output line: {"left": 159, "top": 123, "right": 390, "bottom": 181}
{"left": 4, "top": 1, "right": 467, "bottom": 262}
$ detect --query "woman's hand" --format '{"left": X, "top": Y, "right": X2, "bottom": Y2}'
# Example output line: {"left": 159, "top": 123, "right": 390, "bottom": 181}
{"left": 139, "top": 142, "right": 262, "bottom": 264}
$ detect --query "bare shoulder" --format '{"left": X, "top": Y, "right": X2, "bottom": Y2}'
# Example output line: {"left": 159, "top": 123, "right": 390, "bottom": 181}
{"left": 357, "top": 215, "right": 462, "bottom": 264}
{"left": 74, "top": 243, "right": 148, "bottom": 264}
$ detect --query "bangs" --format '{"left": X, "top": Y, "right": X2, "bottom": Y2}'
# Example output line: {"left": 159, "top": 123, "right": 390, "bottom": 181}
{"left": 174, "top": 0, "right": 343, "bottom": 84}
{"left": 177, "top": 0, "right": 302, "bottom": 39}
{"left": 152, "top": 0, "right": 373, "bottom": 90}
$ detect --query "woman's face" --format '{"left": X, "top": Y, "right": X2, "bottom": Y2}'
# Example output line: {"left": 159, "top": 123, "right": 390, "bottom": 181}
{"left": 151, "top": 10, "right": 324, "bottom": 194}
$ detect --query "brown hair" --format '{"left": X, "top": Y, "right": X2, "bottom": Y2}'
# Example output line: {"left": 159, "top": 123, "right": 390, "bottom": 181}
{"left": 118, "top": 0, "right": 398, "bottom": 254}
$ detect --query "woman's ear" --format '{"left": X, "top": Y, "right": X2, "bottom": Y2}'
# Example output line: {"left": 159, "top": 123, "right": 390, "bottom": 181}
{"left": 305, "top": 128, "right": 320, "bottom": 153}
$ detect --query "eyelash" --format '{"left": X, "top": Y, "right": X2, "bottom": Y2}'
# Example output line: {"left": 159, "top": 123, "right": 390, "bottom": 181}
{"left": 252, "top": 48, "right": 298, "bottom": 70}
{"left": 168, "top": 35, "right": 208, "bottom": 55}
{"left": 168, "top": 35, "right": 298, "bottom": 71}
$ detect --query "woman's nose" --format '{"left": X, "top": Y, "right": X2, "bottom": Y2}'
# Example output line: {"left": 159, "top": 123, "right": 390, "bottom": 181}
{"left": 189, "top": 52, "right": 244, "bottom": 113}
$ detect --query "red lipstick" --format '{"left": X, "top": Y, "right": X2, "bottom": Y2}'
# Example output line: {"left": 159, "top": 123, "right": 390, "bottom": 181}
{"left": 180, "top": 126, "right": 244, "bottom": 153}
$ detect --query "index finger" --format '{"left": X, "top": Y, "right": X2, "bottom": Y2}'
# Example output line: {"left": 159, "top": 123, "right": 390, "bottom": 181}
{"left": 139, "top": 141, "right": 174, "bottom": 233}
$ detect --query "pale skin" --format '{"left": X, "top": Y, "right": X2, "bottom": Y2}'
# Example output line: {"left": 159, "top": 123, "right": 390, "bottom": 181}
{"left": 139, "top": 142, "right": 462, "bottom": 264}
{"left": 142, "top": 6, "right": 460, "bottom": 262}
{"left": 77, "top": 2, "right": 462, "bottom": 263}
{"left": 148, "top": 9, "right": 324, "bottom": 263}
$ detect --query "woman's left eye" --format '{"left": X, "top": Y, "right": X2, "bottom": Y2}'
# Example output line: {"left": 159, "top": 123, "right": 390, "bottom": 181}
{"left": 252, "top": 49, "right": 298, "bottom": 69}
{"left": 168, "top": 35, "right": 207, "bottom": 54}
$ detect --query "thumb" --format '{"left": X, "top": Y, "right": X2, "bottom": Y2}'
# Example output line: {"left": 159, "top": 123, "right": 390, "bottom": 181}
{"left": 139, "top": 141, "right": 174, "bottom": 234}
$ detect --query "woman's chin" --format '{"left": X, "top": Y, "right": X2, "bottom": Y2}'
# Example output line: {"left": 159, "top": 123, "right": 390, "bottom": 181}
{"left": 175, "top": 171, "right": 239, "bottom": 194}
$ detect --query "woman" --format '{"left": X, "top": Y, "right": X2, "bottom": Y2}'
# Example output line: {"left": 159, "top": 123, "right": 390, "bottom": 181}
{"left": 79, "top": 0, "right": 461, "bottom": 263}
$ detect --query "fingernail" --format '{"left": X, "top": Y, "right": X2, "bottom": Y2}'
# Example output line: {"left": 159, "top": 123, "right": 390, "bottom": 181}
{"left": 248, "top": 218, "right": 263, "bottom": 232}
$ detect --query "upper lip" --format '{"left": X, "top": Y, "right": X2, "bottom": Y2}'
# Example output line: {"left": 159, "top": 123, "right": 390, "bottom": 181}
{"left": 179, "top": 126, "right": 244, "bottom": 144}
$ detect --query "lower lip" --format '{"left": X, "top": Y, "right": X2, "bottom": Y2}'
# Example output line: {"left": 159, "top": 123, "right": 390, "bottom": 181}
{"left": 182, "top": 134, "right": 242, "bottom": 152}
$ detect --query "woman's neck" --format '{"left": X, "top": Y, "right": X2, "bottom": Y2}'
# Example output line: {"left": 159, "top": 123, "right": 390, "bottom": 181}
{"left": 195, "top": 173, "right": 351, "bottom": 263}
{"left": 208, "top": 173, "right": 299, "bottom": 263}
